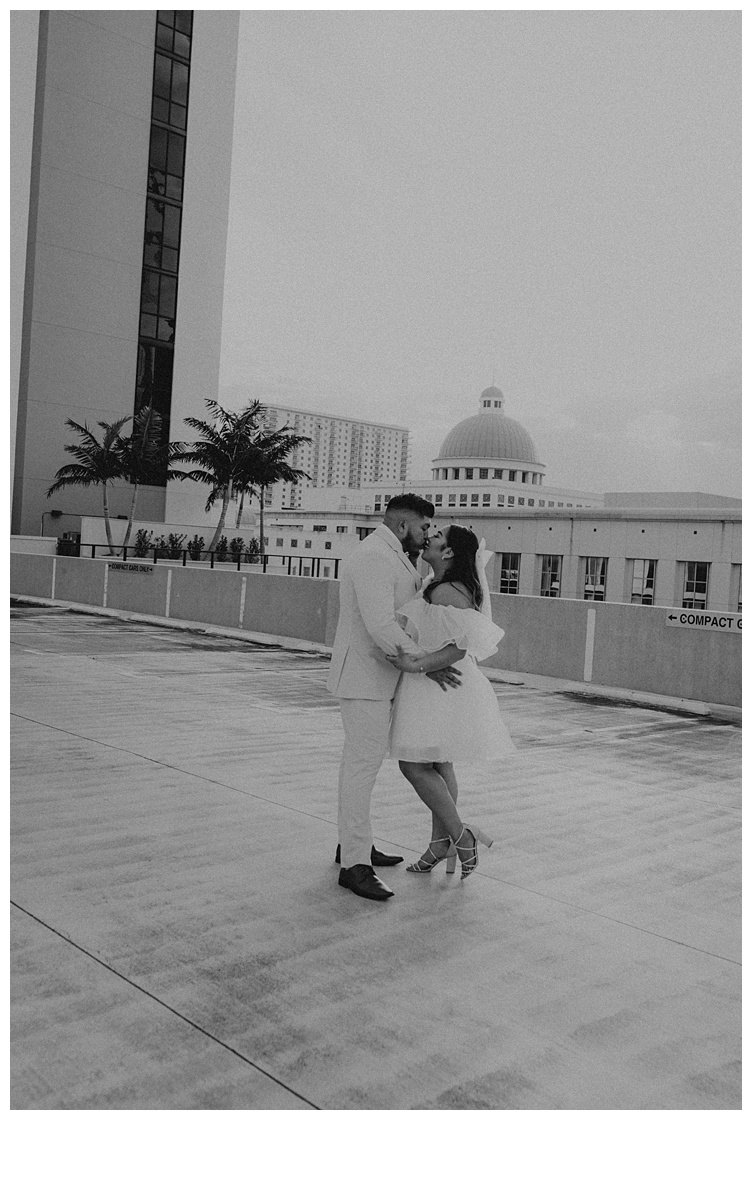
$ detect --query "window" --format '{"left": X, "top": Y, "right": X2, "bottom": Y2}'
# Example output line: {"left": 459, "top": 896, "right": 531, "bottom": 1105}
{"left": 452, "top": 468, "right": 460, "bottom": 480}
{"left": 497, "top": 495, "right": 505, "bottom": 506}
{"left": 482, "top": 494, "right": 491, "bottom": 506}
{"left": 517, "top": 497, "right": 525, "bottom": 506}
{"left": 313, "top": 525, "right": 327, "bottom": 532}
{"left": 304, "top": 540, "right": 312, "bottom": 549}
{"left": 325, "top": 541, "right": 332, "bottom": 550}
{"left": 493, "top": 469, "right": 503, "bottom": 479}
{"left": 471, "top": 493, "right": 479, "bottom": 506}
{"left": 155, "top": 9, "right": 193, "bottom": 60}
{"left": 290, "top": 539, "right": 298, "bottom": 548}
{"left": 465, "top": 468, "right": 474, "bottom": 479}
{"left": 527, "top": 498, "right": 535, "bottom": 507}
{"left": 276, "top": 538, "right": 284, "bottom": 547}
{"left": 434, "top": 494, "right": 442, "bottom": 506}
{"left": 682, "top": 561, "right": 709, "bottom": 609}
{"left": 134, "top": 12, "right": 193, "bottom": 444}
{"left": 538, "top": 500, "right": 546, "bottom": 507}
{"left": 522, "top": 472, "right": 529, "bottom": 483}
{"left": 448, "top": 494, "right": 456, "bottom": 506}
{"left": 630, "top": 559, "right": 656, "bottom": 605}
{"left": 540, "top": 555, "right": 561, "bottom": 598}
{"left": 336, "top": 525, "right": 348, "bottom": 533}
{"left": 459, "top": 494, "right": 468, "bottom": 506}
{"left": 583, "top": 556, "right": 608, "bottom": 602}
{"left": 479, "top": 468, "right": 488, "bottom": 479}
{"left": 508, "top": 471, "right": 517, "bottom": 482}
{"left": 548, "top": 501, "right": 555, "bottom": 508}
{"left": 143, "top": 197, "right": 182, "bottom": 269}
{"left": 152, "top": 52, "right": 190, "bottom": 130}
{"left": 733, "top": 564, "right": 741, "bottom": 612}
{"left": 499, "top": 553, "right": 520, "bottom": 594}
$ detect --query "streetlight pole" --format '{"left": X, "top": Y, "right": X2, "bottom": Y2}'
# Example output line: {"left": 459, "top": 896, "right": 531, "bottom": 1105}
{"left": 39, "top": 510, "right": 64, "bottom": 536}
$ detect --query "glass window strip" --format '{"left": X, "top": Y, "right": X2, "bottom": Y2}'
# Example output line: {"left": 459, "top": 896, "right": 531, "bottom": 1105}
{"left": 135, "top": 11, "right": 193, "bottom": 421}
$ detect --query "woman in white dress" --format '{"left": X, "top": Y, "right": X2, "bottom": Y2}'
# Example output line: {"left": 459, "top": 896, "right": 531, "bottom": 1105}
{"left": 385, "top": 524, "right": 515, "bottom": 880}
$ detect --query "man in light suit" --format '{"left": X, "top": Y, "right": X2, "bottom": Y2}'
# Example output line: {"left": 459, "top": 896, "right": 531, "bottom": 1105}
{"left": 327, "top": 494, "right": 461, "bottom": 901}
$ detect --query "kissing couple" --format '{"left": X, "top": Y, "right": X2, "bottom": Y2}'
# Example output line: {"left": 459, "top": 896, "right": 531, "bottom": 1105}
{"left": 327, "top": 493, "right": 514, "bottom": 901}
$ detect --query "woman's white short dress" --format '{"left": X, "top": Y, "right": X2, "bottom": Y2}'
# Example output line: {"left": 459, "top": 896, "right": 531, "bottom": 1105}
{"left": 388, "top": 593, "right": 516, "bottom": 763}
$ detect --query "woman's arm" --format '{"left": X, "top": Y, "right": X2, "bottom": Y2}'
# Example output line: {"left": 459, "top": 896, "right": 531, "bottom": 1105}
{"left": 385, "top": 643, "right": 465, "bottom": 674}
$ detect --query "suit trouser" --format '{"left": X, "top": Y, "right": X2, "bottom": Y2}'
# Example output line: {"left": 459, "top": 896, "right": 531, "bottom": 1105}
{"left": 338, "top": 697, "right": 393, "bottom": 869}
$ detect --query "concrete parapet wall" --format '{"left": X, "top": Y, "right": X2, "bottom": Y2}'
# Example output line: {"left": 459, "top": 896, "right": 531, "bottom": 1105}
{"left": 106, "top": 565, "right": 169, "bottom": 618}
{"left": 10, "top": 535, "right": 57, "bottom": 555}
{"left": 11, "top": 553, "right": 337, "bottom": 646}
{"left": 53, "top": 557, "right": 107, "bottom": 606}
{"left": 169, "top": 567, "right": 243, "bottom": 627}
{"left": 240, "top": 574, "right": 337, "bottom": 642}
{"left": 11, "top": 553, "right": 55, "bottom": 597}
{"left": 485, "top": 593, "right": 740, "bottom": 707}
{"left": 11, "top": 553, "right": 741, "bottom": 706}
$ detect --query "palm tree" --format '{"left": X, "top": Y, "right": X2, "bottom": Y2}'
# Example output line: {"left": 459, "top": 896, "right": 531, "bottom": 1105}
{"left": 239, "top": 427, "right": 311, "bottom": 556}
{"left": 179, "top": 399, "right": 264, "bottom": 552}
{"left": 115, "top": 407, "right": 190, "bottom": 549}
{"left": 47, "top": 417, "right": 130, "bottom": 553}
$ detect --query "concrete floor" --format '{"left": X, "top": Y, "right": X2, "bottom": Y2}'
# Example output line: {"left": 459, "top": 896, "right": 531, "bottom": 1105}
{"left": 10, "top": 603, "right": 741, "bottom": 1109}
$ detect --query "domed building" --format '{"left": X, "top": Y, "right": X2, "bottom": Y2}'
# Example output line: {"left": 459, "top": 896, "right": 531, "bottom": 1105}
{"left": 431, "top": 386, "right": 547, "bottom": 487}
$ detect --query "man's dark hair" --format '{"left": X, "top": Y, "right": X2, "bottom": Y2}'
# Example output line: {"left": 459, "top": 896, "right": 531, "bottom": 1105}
{"left": 385, "top": 493, "right": 435, "bottom": 519}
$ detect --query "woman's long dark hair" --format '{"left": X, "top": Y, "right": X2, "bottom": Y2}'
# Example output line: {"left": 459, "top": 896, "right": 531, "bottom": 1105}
{"left": 425, "top": 525, "right": 483, "bottom": 611}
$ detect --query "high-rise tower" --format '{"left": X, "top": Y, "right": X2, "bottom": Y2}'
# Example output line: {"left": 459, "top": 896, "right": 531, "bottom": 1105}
{"left": 11, "top": 10, "right": 239, "bottom": 534}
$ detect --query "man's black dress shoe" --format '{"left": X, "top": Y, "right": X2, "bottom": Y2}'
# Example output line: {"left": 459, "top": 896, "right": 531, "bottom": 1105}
{"left": 335, "top": 844, "right": 404, "bottom": 867}
{"left": 338, "top": 864, "right": 394, "bottom": 901}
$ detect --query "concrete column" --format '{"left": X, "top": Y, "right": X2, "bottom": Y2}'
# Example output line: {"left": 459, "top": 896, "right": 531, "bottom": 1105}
{"left": 606, "top": 556, "right": 626, "bottom": 604}
{"left": 518, "top": 552, "right": 536, "bottom": 597}
{"left": 560, "top": 552, "right": 580, "bottom": 599}
{"left": 709, "top": 561, "right": 732, "bottom": 613}
{"left": 653, "top": 559, "right": 676, "bottom": 609}
{"left": 709, "top": 520, "right": 734, "bottom": 613}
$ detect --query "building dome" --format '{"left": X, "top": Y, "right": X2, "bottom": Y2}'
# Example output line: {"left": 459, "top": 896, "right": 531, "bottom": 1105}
{"left": 435, "top": 387, "right": 542, "bottom": 465}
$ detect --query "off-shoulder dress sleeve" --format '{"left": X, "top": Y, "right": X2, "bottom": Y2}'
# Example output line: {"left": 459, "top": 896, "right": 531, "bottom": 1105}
{"left": 396, "top": 595, "right": 504, "bottom": 662}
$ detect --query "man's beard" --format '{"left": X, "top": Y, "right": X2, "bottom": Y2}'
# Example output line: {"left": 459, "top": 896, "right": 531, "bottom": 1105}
{"left": 403, "top": 534, "right": 426, "bottom": 557}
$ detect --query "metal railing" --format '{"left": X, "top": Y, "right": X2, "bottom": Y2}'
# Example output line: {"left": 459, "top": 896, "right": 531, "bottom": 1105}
{"left": 59, "top": 541, "right": 341, "bottom": 579}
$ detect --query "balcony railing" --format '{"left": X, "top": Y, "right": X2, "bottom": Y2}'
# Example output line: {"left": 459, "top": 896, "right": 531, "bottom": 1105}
{"left": 57, "top": 541, "right": 341, "bottom": 578}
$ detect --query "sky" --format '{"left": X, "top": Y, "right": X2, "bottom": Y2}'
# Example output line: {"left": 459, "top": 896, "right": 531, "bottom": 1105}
{"left": 218, "top": 8, "right": 741, "bottom": 496}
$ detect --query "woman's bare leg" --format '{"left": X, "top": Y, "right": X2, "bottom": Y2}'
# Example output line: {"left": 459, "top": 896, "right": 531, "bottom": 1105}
{"left": 431, "top": 762, "right": 458, "bottom": 841}
{"left": 398, "top": 761, "right": 463, "bottom": 843}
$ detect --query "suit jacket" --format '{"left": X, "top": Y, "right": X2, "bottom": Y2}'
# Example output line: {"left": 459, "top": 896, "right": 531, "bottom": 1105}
{"left": 326, "top": 523, "right": 423, "bottom": 699}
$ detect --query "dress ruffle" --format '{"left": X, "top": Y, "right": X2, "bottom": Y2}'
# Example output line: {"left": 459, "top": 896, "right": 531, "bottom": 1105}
{"left": 397, "top": 594, "right": 504, "bottom": 663}
{"left": 388, "top": 593, "right": 514, "bottom": 763}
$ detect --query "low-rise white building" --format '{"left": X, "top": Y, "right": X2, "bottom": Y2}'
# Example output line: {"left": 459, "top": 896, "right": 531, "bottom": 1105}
{"left": 258, "top": 385, "right": 741, "bottom": 611}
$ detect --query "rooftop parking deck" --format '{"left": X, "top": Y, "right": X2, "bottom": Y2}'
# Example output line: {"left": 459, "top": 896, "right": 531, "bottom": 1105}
{"left": 10, "top": 604, "right": 741, "bottom": 1110}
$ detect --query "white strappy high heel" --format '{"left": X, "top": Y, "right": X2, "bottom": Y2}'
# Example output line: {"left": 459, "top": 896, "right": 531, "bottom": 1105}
{"left": 453, "top": 825, "right": 493, "bottom": 880}
{"left": 406, "top": 836, "right": 458, "bottom": 875}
